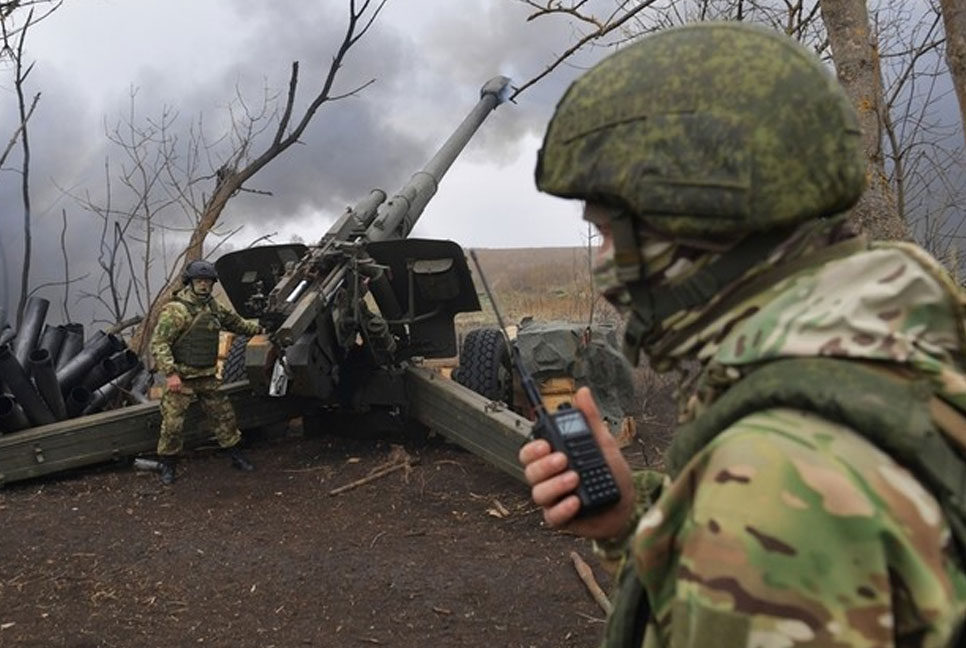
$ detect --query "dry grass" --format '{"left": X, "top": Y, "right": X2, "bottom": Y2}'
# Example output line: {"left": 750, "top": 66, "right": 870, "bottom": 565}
{"left": 458, "top": 247, "right": 621, "bottom": 333}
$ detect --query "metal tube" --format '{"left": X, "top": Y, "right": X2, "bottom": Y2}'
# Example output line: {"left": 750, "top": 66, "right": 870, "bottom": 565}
{"left": 128, "top": 369, "right": 153, "bottom": 405}
{"left": 56, "top": 332, "right": 120, "bottom": 392}
{"left": 64, "top": 386, "right": 92, "bottom": 419}
{"left": 83, "top": 362, "right": 144, "bottom": 415}
{"left": 107, "top": 349, "right": 140, "bottom": 375}
{"left": 0, "top": 394, "right": 30, "bottom": 434}
{"left": 12, "top": 296, "right": 49, "bottom": 368}
{"left": 28, "top": 348, "right": 68, "bottom": 421}
{"left": 80, "top": 356, "right": 119, "bottom": 394}
{"left": 0, "top": 344, "right": 55, "bottom": 427}
{"left": 55, "top": 323, "right": 85, "bottom": 371}
{"left": 365, "top": 76, "right": 511, "bottom": 243}
{"left": 38, "top": 324, "right": 67, "bottom": 363}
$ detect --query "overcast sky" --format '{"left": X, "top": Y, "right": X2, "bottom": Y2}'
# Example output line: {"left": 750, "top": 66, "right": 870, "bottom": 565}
{"left": 1, "top": 0, "right": 632, "bottom": 322}
{"left": 1, "top": 0, "right": 960, "bottom": 326}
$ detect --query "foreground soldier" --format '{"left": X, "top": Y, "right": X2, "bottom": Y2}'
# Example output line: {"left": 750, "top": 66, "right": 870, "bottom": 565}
{"left": 150, "top": 260, "right": 263, "bottom": 485}
{"left": 519, "top": 23, "right": 966, "bottom": 647}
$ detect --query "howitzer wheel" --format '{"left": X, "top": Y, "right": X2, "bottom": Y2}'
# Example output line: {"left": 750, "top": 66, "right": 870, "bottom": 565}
{"left": 222, "top": 335, "right": 250, "bottom": 384}
{"left": 454, "top": 328, "right": 512, "bottom": 404}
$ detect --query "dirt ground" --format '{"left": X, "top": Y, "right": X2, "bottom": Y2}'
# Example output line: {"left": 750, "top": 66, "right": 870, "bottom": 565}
{"left": 0, "top": 423, "right": 634, "bottom": 648}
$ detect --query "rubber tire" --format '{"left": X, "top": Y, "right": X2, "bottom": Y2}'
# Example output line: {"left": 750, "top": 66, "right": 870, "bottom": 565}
{"left": 221, "top": 335, "right": 250, "bottom": 384}
{"left": 454, "top": 328, "right": 512, "bottom": 403}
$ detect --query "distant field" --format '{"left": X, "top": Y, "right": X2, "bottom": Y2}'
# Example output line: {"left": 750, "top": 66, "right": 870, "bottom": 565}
{"left": 456, "top": 246, "right": 621, "bottom": 332}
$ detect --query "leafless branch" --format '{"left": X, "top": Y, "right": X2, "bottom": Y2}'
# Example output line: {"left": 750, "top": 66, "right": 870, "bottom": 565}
{"left": 60, "top": 208, "right": 71, "bottom": 320}
{"left": 0, "top": 91, "right": 38, "bottom": 170}
{"left": 511, "top": 0, "right": 657, "bottom": 101}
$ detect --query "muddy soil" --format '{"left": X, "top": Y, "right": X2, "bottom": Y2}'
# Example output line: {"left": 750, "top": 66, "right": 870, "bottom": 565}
{"left": 0, "top": 427, "right": 624, "bottom": 648}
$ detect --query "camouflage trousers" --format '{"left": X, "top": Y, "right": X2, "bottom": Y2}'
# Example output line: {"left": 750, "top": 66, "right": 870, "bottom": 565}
{"left": 157, "top": 375, "right": 241, "bottom": 456}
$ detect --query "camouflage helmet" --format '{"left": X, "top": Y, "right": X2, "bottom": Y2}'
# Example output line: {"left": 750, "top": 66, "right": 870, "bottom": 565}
{"left": 181, "top": 259, "right": 219, "bottom": 285}
{"left": 535, "top": 22, "right": 866, "bottom": 237}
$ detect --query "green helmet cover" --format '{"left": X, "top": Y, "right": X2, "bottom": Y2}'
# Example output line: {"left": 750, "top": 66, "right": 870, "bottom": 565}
{"left": 535, "top": 22, "right": 866, "bottom": 237}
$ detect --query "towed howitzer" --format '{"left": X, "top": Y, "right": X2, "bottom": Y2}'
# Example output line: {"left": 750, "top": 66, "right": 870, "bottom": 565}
{"left": 216, "top": 76, "right": 512, "bottom": 412}
{"left": 0, "top": 76, "right": 537, "bottom": 486}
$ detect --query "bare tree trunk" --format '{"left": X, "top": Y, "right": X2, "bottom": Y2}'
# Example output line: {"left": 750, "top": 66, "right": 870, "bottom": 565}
{"left": 127, "top": 0, "right": 390, "bottom": 357}
{"left": 819, "top": 0, "right": 906, "bottom": 240}
{"left": 939, "top": 0, "right": 966, "bottom": 146}
{"left": 6, "top": 12, "right": 35, "bottom": 323}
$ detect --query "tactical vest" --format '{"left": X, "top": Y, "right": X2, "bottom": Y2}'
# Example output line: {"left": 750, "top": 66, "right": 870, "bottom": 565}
{"left": 170, "top": 298, "right": 221, "bottom": 368}
{"left": 603, "top": 356, "right": 966, "bottom": 648}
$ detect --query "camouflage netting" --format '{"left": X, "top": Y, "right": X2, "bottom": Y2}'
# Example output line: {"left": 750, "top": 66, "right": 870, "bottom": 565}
{"left": 515, "top": 319, "right": 636, "bottom": 431}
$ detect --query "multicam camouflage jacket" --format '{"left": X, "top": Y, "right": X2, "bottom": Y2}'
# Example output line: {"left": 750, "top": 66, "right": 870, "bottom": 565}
{"left": 150, "top": 286, "right": 262, "bottom": 379}
{"left": 605, "top": 241, "right": 966, "bottom": 648}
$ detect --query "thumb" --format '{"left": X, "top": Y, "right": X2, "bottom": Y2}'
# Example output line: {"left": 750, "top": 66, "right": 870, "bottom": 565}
{"left": 573, "top": 386, "right": 616, "bottom": 451}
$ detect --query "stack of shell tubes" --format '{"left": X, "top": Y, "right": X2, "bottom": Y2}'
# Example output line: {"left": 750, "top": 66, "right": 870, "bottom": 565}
{"left": 0, "top": 297, "right": 153, "bottom": 435}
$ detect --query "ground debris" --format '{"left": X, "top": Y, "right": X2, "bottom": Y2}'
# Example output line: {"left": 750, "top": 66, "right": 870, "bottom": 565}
{"left": 329, "top": 446, "right": 418, "bottom": 496}
{"left": 0, "top": 434, "right": 615, "bottom": 646}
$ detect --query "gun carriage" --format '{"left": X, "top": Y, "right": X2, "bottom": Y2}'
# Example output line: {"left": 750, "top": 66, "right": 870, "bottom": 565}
{"left": 0, "top": 77, "right": 536, "bottom": 486}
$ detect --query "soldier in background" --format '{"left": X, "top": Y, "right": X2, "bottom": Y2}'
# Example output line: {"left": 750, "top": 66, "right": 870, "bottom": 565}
{"left": 519, "top": 23, "right": 966, "bottom": 647}
{"left": 150, "top": 260, "right": 264, "bottom": 485}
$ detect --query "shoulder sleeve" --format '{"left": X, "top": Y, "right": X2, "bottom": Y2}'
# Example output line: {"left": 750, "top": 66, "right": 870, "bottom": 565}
{"left": 215, "top": 302, "right": 262, "bottom": 336}
{"left": 150, "top": 302, "right": 190, "bottom": 375}
{"left": 632, "top": 408, "right": 966, "bottom": 647}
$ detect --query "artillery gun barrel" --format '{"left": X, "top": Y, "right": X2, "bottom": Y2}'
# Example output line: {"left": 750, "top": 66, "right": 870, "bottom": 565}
{"left": 365, "top": 76, "right": 511, "bottom": 244}
{"left": 268, "top": 189, "right": 389, "bottom": 312}
{"left": 273, "top": 76, "right": 511, "bottom": 347}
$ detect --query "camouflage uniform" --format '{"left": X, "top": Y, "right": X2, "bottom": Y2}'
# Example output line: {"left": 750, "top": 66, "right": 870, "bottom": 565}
{"left": 150, "top": 285, "right": 262, "bottom": 456}
{"left": 600, "top": 240, "right": 966, "bottom": 647}
{"left": 531, "top": 22, "right": 966, "bottom": 648}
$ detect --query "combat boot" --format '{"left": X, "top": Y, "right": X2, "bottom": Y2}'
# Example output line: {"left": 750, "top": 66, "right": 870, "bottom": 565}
{"left": 227, "top": 447, "right": 255, "bottom": 472}
{"left": 159, "top": 457, "right": 177, "bottom": 485}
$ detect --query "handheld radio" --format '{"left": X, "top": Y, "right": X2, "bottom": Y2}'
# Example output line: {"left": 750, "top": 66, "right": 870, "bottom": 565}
{"left": 468, "top": 250, "right": 620, "bottom": 517}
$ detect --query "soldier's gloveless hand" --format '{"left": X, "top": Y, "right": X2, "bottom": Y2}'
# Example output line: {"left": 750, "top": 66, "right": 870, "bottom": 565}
{"left": 519, "top": 387, "right": 636, "bottom": 540}
{"left": 166, "top": 373, "right": 183, "bottom": 393}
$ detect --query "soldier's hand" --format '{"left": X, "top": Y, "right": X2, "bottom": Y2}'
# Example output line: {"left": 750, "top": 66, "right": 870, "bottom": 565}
{"left": 518, "top": 386, "right": 636, "bottom": 541}
{"left": 166, "top": 373, "right": 183, "bottom": 393}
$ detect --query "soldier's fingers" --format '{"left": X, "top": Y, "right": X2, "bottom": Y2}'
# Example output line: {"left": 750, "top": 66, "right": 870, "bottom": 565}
{"left": 523, "top": 450, "right": 569, "bottom": 486}
{"left": 531, "top": 469, "right": 579, "bottom": 508}
{"left": 518, "top": 438, "right": 551, "bottom": 465}
{"left": 543, "top": 494, "right": 581, "bottom": 528}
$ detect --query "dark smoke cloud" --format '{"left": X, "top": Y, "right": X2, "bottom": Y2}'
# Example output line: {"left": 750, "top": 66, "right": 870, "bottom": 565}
{"left": 2, "top": 0, "right": 611, "bottom": 327}
{"left": 10, "top": 0, "right": 957, "bottom": 330}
